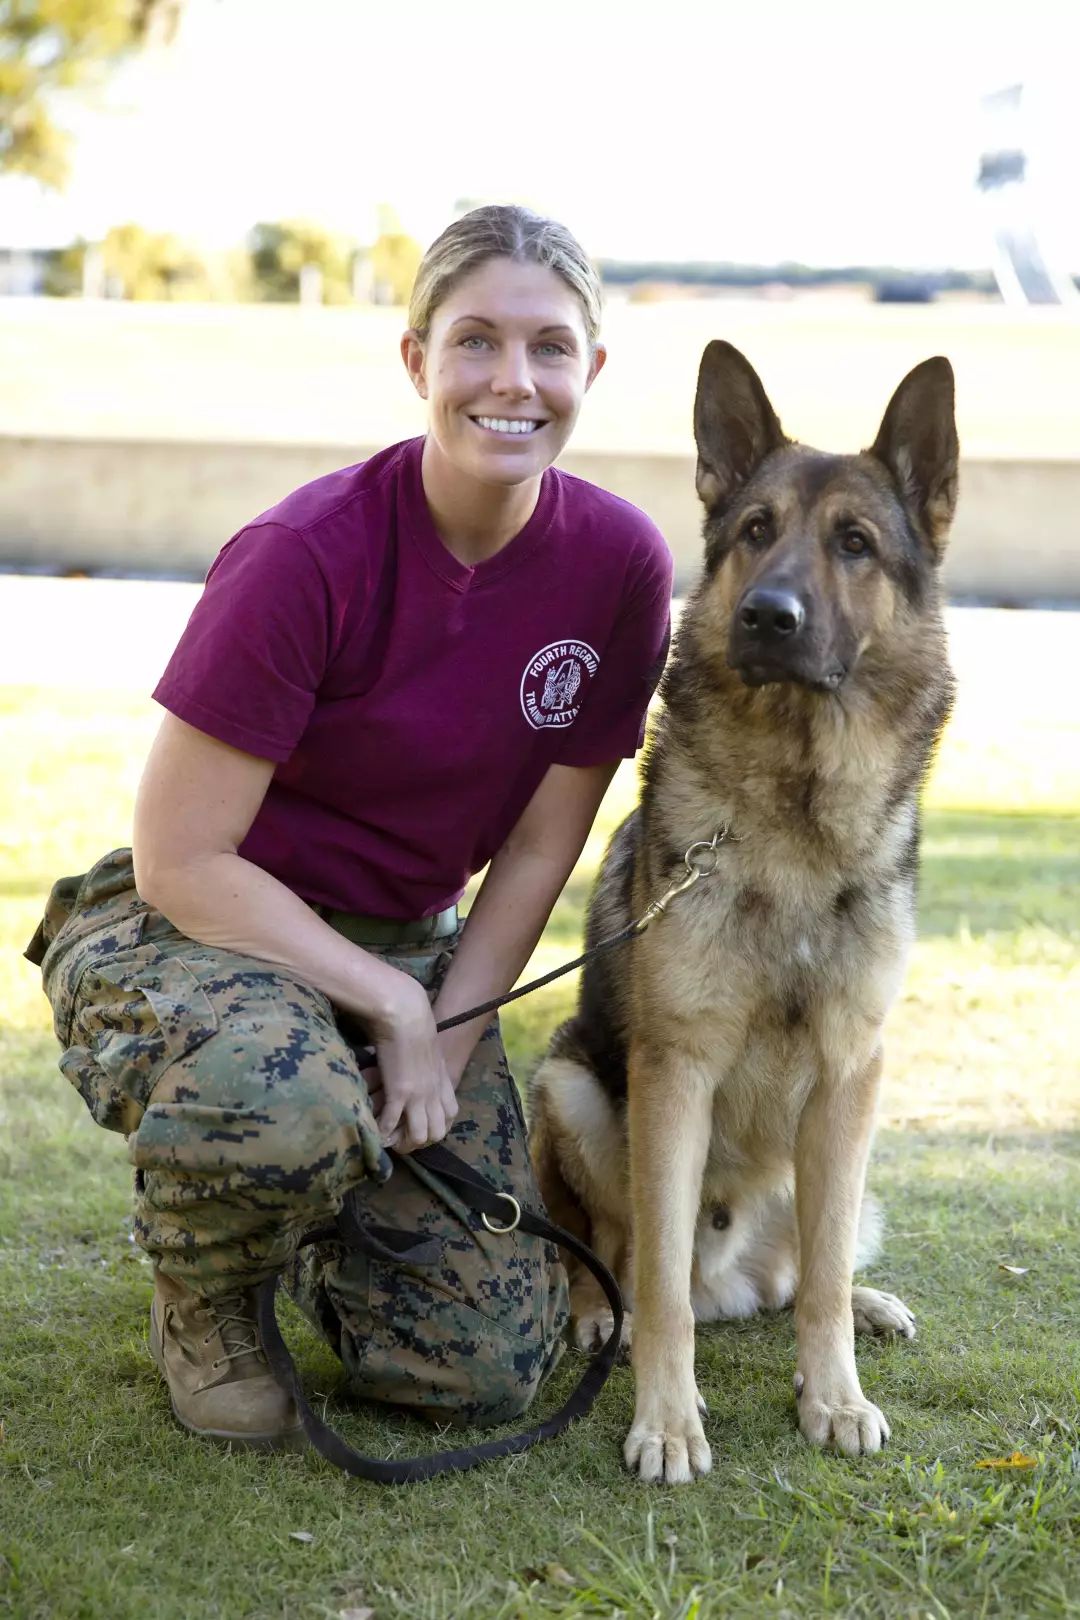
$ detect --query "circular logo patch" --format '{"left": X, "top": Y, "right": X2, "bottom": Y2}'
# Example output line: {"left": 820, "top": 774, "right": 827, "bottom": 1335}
{"left": 520, "top": 640, "right": 600, "bottom": 730}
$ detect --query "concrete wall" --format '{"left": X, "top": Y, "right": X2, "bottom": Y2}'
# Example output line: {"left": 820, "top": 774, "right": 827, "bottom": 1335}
{"left": 1, "top": 433, "right": 1078, "bottom": 601}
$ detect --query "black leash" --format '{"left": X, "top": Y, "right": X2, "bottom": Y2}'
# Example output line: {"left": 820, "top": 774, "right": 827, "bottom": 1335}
{"left": 258, "top": 1012, "right": 625, "bottom": 1485}
{"left": 428, "top": 919, "right": 641, "bottom": 1035}
{"left": 258, "top": 829, "right": 733, "bottom": 1483}
{"left": 256, "top": 1142, "right": 623, "bottom": 1483}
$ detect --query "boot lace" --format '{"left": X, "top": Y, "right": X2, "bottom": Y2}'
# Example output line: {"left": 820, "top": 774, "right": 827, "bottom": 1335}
{"left": 198, "top": 1291, "right": 264, "bottom": 1370}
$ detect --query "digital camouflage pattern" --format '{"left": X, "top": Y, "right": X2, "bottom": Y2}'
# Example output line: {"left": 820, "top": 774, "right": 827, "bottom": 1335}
{"left": 27, "top": 848, "right": 568, "bottom": 1427}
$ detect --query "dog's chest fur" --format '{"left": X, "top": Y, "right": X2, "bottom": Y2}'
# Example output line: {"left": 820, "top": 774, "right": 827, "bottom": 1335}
{"left": 628, "top": 702, "right": 919, "bottom": 1178}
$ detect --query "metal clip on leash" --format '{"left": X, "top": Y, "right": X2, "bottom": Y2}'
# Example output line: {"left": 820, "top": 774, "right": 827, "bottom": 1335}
{"left": 633, "top": 825, "right": 738, "bottom": 933}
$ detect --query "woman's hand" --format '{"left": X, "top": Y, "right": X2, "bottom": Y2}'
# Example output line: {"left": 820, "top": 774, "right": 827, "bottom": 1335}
{"left": 365, "top": 973, "right": 459, "bottom": 1155}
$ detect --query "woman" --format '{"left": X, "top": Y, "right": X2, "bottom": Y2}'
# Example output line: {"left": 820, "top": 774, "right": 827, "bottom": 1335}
{"left": 27, "top": 206, "right": 673, "bottom": 1451}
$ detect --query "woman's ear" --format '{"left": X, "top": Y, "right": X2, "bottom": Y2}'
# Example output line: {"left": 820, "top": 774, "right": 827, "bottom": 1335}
{"left": 400, "top": 330, "right": 428, "bottom": 399}
{"left": 585, "top": 342, "right": 608, "bottom": 391}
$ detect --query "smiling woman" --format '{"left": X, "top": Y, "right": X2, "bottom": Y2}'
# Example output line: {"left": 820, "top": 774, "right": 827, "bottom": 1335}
{"left": 401, "top": 254, "right": 605, "bottom": 560}
{"left": 25, "top": 203, "right": 674, "bottom": 1459}
{"left": 400, "top": 210, "right": 606, "bottom": 563}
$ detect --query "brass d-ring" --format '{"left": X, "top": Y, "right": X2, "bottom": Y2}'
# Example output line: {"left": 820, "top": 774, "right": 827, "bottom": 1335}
{"left": 481, "top": 1193, "right": 521, "bottom": 1234}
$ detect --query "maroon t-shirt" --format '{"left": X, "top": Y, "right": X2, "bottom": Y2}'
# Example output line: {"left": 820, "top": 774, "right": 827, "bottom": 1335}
{"left": 154, "top": 437, "right": 672, "bottom": 918}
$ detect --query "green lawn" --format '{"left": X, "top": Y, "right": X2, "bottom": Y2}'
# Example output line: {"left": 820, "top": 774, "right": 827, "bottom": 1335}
{"left": 2, "top": 654, "right": 1079, "bottom": 1620}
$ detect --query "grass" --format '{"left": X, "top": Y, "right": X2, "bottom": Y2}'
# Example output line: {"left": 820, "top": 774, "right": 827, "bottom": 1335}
{"left": 2, "top": 610, "right": 1079, "bottom": 1619}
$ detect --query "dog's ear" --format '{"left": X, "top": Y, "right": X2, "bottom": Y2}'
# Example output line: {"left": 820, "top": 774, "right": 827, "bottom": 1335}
{"left": 693, "top": 341, "right": 787, "bottom": 512}
{"left": 869, "top": 357, "right": 959, "bottom": 556}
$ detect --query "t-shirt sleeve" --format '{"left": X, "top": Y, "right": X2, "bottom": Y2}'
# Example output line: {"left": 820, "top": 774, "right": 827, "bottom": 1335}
{"left": 153, "top": 522, "right": 335, "bottom": 763}
{"left": 557, "top": 520, "right": 674, "bottom": 767}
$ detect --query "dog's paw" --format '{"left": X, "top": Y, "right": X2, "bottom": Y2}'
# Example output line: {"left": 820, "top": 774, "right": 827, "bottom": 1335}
{"left": 796, "top": 1376, "right": 890, "bottom": 1456}
{"left": 851, "top": 1286, "right": 916, "bottom": 1340}
{"left": 572, "top": 1307, "right": 632, "bottom": 1355}
{"left": 624, "top": 1396, "right": 711, "bottom": 1484}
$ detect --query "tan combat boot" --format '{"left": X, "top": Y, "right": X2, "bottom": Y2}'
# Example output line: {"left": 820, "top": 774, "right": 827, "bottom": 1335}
{"left": 150, "top": 1270, "right": 306, "bottom": 1450}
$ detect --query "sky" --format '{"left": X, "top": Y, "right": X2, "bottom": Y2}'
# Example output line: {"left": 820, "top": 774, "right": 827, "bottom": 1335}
{"left": 2, "top": 0, "right": 1079, "bottom": 270}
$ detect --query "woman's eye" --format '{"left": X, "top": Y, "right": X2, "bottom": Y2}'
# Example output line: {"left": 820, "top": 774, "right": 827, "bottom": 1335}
{"left": 535, "top": 342, "right": 569, "bottom": 357}
{"left": 460, "top": 335, "right": 489, "bottom": 350}
{"left": 841, "top": 529, "right": 871, "bottom": 556}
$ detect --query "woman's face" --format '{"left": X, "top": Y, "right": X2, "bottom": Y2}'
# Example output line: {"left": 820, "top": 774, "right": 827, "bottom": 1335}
{"left": 402, "top": 257, "right": 605, "bottom": 488}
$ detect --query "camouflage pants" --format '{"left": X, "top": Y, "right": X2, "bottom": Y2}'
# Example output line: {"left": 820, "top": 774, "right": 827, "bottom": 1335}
{"left": 27, "top": 848, "right": 568, "bottom": 1427}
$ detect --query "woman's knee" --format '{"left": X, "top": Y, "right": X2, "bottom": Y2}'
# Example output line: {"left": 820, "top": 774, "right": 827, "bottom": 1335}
{"left": 445, "top": 1317, "right": 565, "bottom": 1427}
{"left": 132, "top": 1027, "right": 385, "bottom": 1196}
{"left": 292, "top": 1237, "right": 568, "bottom": 1427}
{"left": 363, "top": 1304, "right": 560, "bottom": 1428}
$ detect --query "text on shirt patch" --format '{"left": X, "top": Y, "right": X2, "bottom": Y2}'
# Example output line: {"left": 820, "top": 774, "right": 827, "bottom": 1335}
{"left": 520, "top": 640, "right": 600, "bottom": 730}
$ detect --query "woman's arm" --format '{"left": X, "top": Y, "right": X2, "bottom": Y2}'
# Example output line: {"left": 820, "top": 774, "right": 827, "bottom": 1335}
{"left": 133, "top": 712, "right": 458, "bottom": 1152}
{"left": 430, "top": 760, "right": 619, "bottom": 1083}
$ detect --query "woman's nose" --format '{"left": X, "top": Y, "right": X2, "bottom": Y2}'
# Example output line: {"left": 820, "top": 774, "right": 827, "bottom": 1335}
{"left": 491, "top": 343, "right": 535, "bottom": 397}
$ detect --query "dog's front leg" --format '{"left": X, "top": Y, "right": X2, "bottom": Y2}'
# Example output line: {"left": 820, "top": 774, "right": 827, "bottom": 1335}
{"left": 624, "top": 1039, "right": 713, "bottom": 1484}
{"left": 794, "top": 1045, "right": 889, "bottom": 1456}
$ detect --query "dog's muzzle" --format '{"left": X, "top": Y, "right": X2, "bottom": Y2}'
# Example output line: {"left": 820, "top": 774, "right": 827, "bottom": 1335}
{"left": 728, "top": 587, "right": 845, "bottom": 691}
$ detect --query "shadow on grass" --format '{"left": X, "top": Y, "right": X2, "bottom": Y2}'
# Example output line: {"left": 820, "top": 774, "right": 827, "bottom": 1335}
{"left": 919, "top": 809, "right": 1080, "bottom": 939}
{"left": 545, "top": 810, "right": 1080, "bottom": 951}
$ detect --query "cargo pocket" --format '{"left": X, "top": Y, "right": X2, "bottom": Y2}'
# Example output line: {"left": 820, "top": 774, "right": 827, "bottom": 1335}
{"left": 62, "top": 933, "right": 218, "bottom": 1137}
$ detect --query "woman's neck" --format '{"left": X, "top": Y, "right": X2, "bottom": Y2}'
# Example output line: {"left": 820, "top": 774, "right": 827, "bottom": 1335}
{"left": 420, "top": 436, "right": 542, "bottom": 567}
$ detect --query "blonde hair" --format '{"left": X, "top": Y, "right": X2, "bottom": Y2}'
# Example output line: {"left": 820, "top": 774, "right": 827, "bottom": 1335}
{"left": 408, "top": 205, "right": 602, "bottom": 347}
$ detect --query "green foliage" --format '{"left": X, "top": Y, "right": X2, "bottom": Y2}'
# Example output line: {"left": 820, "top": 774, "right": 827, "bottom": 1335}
{"left": 39, "top": 231, "right": 85, "bottom": 294}
{"left": 370, "top": 230, "right": 422, "bottom": 306}
{"left": 98, "top": 219, "right": 206, "bottom": 300}
{"left": 42, "top": 230, "right": 251, "bottom": 300}
{"left": 247, "top": 218, "right": 359, "bottom": 305}
{"left": 0, "top": 0, "right": 181, "bottom": 186}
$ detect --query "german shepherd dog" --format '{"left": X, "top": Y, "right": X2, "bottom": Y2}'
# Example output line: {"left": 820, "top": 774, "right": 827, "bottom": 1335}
{"left": 530, "top": 341, "right": 958, "bottom": 1483}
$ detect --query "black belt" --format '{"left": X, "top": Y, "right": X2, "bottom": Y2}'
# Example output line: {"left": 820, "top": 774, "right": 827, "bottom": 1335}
{"left": 310, "top": 903, "right": 459, "bottom": 947}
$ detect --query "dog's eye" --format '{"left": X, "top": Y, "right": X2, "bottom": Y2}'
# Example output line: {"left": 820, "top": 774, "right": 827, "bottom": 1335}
{"left": 745, "top": 517, "right": 769, "bottom": 545}
{"left": 840, "top": 529, "right": 871, "bottom": 556}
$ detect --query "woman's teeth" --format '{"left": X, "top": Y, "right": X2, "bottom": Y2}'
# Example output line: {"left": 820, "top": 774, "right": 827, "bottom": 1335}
{"left": 474, "top": 417, "right": 540, "bottom": 435}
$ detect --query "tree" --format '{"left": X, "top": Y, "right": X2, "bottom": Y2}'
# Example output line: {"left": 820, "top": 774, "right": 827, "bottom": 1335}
{"left": 99, "top": 220, "right": 208, "bottom": 298}
{"left": 363, "top": 201, "right": 422, "bottom": 307}
{"left": 247, "top": 219, "right": 357, "bottom": 305}
{"left": 369, "top": 229, "right": 421, "bottom": 306}
{"left": 0, "top": 0, "right": 182, "bottom": 187}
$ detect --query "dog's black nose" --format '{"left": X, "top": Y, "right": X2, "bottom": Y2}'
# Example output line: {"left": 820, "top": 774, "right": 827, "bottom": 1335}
{"left": 738, "top": 588, "right": 805, "bottom": 641}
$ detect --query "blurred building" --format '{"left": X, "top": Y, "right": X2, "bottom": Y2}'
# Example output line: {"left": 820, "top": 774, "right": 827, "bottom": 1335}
{"left": 978, "top": 83, "right": 1079, "bottom": 306}
{"left": 0, "top": 247, "right": 50, "bottom": 296}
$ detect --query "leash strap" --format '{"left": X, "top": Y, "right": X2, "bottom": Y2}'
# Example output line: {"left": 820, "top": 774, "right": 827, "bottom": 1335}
{"left": 254, "top": 1141, "right": 623, "bottom": 1484}
{"left": 430, "top": 921, "right": 641, "bottom": 1034}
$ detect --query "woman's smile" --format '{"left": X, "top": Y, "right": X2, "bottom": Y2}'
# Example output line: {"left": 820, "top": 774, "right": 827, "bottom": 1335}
{"left": 470, "top": 415, "right": 547, "bottom": 438}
